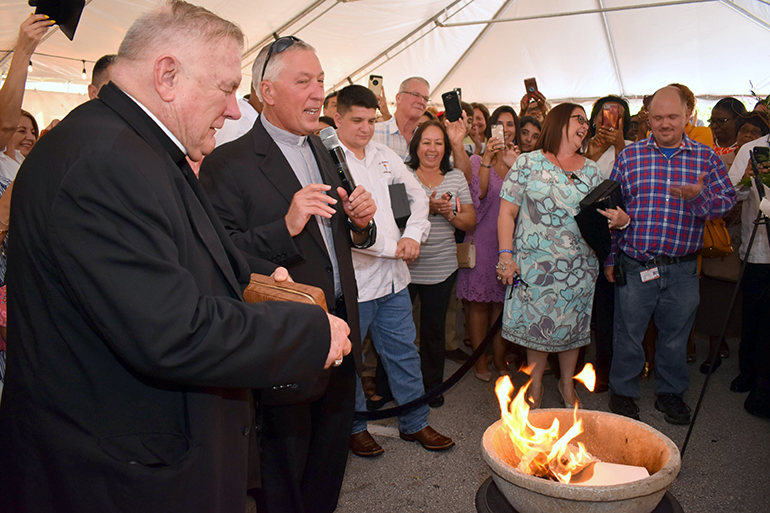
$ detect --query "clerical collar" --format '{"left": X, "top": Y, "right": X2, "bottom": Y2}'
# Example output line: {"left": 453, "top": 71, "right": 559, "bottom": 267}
{"left": 122, "top": 91, "right": 187, "bottom": 155}
{"left": 261, "top": 115, "right": 308, "bottom": 147}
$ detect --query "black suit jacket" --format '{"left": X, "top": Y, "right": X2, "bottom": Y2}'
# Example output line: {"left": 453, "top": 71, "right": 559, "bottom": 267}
{"left": 200, "top": 118, "right": 364, "bottom": 372}
{"left": 0, "top": 83, "right": 330, "bottom": 513}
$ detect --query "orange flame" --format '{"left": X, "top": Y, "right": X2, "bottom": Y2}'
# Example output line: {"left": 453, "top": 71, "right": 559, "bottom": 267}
{"left": 495, "top": 364, "right": 597, "bottom": 483}
{"left": 574, "top": 363, "right": 596, "bottom": 392}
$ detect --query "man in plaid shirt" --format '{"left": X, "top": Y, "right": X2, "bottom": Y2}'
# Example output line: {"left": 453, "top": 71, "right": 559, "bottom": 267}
{"left": 603, "top": 86, "right": 736, "bottom": 425}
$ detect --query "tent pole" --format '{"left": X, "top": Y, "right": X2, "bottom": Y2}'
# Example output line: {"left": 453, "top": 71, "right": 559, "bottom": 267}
{"left": 598, "top": 0, "right": 626, "bottom": 96}
{"left": 240, "top": 0, "right": 334, "bottom": 67}
{"left": 435, "top": 0, "right": 715, "bottom": 28}
{"left": 326, "top": 0, "right": 469, "bottom": 93}
{"left": 719, "top": 0, "right": 770, "bottom": 32}
{"left": 431, "top": 0, "right": 517, "bottom": 98}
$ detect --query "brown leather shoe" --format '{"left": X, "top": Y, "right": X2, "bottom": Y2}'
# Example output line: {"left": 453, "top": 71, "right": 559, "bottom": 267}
{"left": 349, "top": 430, "right": 384, "bottom": 457}
{"left": 399, "top": 426, "right": 454, "bottom": 451}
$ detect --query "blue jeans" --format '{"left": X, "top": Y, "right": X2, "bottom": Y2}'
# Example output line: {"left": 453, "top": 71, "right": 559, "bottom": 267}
{"left": 352, "top": 287, "right": 429, "bottom": 435}
{"left": 610, "top": 253, "right": 699, "bottom": 398}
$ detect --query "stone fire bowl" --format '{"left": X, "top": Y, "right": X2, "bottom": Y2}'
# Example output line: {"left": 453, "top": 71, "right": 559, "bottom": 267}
{"left": 482, "top": 409, "right": 681, "bottom": 513}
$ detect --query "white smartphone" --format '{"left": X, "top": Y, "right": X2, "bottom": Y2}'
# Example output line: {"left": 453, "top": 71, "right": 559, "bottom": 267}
{"left": 491, "top": 123, "right": 504, "bottom": 142}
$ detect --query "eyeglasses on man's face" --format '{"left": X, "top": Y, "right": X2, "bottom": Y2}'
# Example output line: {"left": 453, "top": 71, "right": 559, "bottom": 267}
{"left": 400, "top": 90, "right": 430, "bottom": 103}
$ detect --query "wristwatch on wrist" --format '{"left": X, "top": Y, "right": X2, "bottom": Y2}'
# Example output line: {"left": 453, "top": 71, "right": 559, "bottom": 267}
{"left": 347, "top": 217, "right": 373, "bottom": 234}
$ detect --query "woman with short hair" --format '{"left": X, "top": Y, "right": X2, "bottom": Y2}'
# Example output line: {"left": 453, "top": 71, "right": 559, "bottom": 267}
{"left": 497, "top": 103, "right": 603, "bottom": 408}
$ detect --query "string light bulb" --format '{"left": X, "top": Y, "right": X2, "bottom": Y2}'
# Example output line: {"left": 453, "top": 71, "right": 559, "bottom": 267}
{"left": 28, "top": 60, "right": 33, "bottom": 73}
{"left": 81, "top": 60, "right": 87, "bottom": 80}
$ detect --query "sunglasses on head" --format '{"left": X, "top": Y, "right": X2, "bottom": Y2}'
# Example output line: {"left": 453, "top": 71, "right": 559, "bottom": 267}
{"left": 260, "top": 36, "right": 302, "bottom": 82}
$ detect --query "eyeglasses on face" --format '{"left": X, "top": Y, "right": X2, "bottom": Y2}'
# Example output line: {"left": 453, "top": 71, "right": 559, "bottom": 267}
{"left": 570, "top": 114, "right": 589, "bottom": 126}
{"left": 400, "top": 90, "right": 430, "bottom": 102}
{"left": 708, "top": 117, "right": 731, "bottom": 126}
{"left": 261, "top": 36, "right": 302, "bottom": 82}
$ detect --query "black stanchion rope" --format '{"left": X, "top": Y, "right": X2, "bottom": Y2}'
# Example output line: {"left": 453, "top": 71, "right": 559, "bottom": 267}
{"left": 354, "top": 313, "right": 503, "bottom": 421}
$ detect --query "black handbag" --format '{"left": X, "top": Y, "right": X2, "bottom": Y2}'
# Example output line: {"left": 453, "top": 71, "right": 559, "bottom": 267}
{"left": 574, "top": 179, "right": 625, "bottom": 263}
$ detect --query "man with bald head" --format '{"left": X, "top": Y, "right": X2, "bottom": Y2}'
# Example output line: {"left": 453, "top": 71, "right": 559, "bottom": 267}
{"left": 603, "top": 85, "right": 735, "bottom": 425}
{"left": 200, "top": 35, "right": 376, "bottom": 513}
{"left": 0, "top": 2, "right": 351, "bottom": 511}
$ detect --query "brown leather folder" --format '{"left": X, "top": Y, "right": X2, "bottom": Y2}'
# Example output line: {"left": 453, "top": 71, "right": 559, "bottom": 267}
{"left": 243, "top": 273, "right": 327, "bottom": 312}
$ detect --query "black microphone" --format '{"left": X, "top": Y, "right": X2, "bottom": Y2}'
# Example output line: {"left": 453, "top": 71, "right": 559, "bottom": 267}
{"left": 570, "top": 172, "right": 584, "bottom": 184}
{"left": 319, "top": 127, "right": 357, "bottom": 195}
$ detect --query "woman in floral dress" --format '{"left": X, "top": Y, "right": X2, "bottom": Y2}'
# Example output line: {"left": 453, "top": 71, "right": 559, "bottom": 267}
{"left": 497, "top": 103, "right": 603, "bottom": 408}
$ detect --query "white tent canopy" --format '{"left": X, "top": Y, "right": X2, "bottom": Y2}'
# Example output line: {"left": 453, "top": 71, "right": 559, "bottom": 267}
{"left": 2, "top": 0, "right": 770, "bottom": 126}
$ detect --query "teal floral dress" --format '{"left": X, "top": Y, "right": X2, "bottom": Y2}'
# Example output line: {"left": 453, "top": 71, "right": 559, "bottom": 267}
{"left": 499, "top": 150, "right": 602, "bottom": 352}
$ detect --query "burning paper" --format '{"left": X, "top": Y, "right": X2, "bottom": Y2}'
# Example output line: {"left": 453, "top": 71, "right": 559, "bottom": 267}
{"left": 496, "top": 371, "right": 597, "bottom": 484}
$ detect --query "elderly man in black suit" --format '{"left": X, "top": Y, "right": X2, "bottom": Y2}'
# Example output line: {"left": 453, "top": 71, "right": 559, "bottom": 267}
{"left": 0, "top": 2, "right": 351, "bottom": 512}
{"left": 199, "top": 36, "right": 377, "bottom": 513}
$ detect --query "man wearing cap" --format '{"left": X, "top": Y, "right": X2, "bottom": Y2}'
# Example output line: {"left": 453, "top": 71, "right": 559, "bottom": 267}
{"left": 200, "top": 37, "right": 376, "bottom": 513}
{"left": 0, "top": 2, "right": 350, "bottom": 511}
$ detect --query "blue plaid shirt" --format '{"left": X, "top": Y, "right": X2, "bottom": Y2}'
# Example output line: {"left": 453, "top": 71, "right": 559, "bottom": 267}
{"left": 606, "top": 134, "right": 736, "bottom": 266}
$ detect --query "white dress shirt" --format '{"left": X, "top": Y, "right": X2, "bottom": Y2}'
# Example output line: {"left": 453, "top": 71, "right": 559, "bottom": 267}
{"left": 342, "top": 139, "right": 430, "bottom": 302}
{"left": 215, "top": 97, "right": 259, "bottom": 147}
{"left": 0, "top": 150, "right": 22, "bottom": 181}
{"left": 728, "top": 135, "right": 770, "bottom": 264}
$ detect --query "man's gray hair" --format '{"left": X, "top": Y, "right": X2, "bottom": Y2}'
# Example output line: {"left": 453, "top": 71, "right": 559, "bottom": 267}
{"left": 118, "top": 0, "right": 244, "bottom": 62}
{"left": 399, "top": 77, "right": 430, "bottom": 93}
{"left": 251, "top": 38, "right": 316, "bottom": 102}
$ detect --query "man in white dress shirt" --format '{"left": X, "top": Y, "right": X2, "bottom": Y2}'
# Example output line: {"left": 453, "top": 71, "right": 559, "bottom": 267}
{"left": 335, "top": 85, "right": 455, "bottom": 456}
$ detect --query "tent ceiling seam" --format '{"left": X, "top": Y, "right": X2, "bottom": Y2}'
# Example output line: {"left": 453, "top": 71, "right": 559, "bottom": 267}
{"left": 240, "top": 0, "right": 334, "bottom": 66}
{"left": 435, "top": 0, "right": 716, "bottom": 27}
{"left": 719, "top": 0, "right": 770, "bottom": 31}
{"left": 431, "top": 0, "right": 516, "bottom": 98}
{"left": 326, "top": 0, "right": 472, "bottom": 93}
{"left": 598, "top": 0, "right": 626, "bottom": 96}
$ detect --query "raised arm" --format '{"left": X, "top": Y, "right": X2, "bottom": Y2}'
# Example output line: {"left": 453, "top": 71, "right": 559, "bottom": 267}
{"left": 0, "top": 14, "right": 52, "bottom": 150}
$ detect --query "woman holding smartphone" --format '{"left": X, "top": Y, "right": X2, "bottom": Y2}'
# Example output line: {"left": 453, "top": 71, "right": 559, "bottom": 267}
{"left": 457, "top": 106, "right": 521, "bottom": 381}
{"left": 407, "top": 120, "right": 476, "bottom": 407}
{"left": 497, "top": 103, "right": 603, "bottom": 408}
{"left": 584, "top": 96, "right": 632, "bottom": 178}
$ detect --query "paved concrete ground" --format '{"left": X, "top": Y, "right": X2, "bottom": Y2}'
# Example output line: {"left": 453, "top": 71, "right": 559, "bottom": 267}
{"left": 334, "top": 335, "right": 770, "bottom": 513}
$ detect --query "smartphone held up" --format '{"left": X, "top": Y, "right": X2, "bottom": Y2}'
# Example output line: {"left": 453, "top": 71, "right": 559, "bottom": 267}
{"left": 602, "top": 104, "right": 620, "bottom": 129}
{"left": 368, "top": 75, "right": 383, "bottom": 98}
{"left": 441, "top": 90, "right": 463, "bottom": 123}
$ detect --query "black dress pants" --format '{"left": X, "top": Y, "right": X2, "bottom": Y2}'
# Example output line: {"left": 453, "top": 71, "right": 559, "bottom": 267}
{"left": 255, "top": 302, "right": 356, "bottom": 513}
{"left": 409, "top": 271, "right": 457, "bottom": 393}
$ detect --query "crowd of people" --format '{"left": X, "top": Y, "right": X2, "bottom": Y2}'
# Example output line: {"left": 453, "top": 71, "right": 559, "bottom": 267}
{"left": 0, "top": 1, "right": 768, "bottom": 512}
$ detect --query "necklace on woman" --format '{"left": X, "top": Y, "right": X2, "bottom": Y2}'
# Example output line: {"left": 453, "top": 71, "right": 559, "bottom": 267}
{"left": 418, "top": 168, "right": 440, "bottom": 188}
{"left": 554, "top": 154, "right": 582, "bottom": 184}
